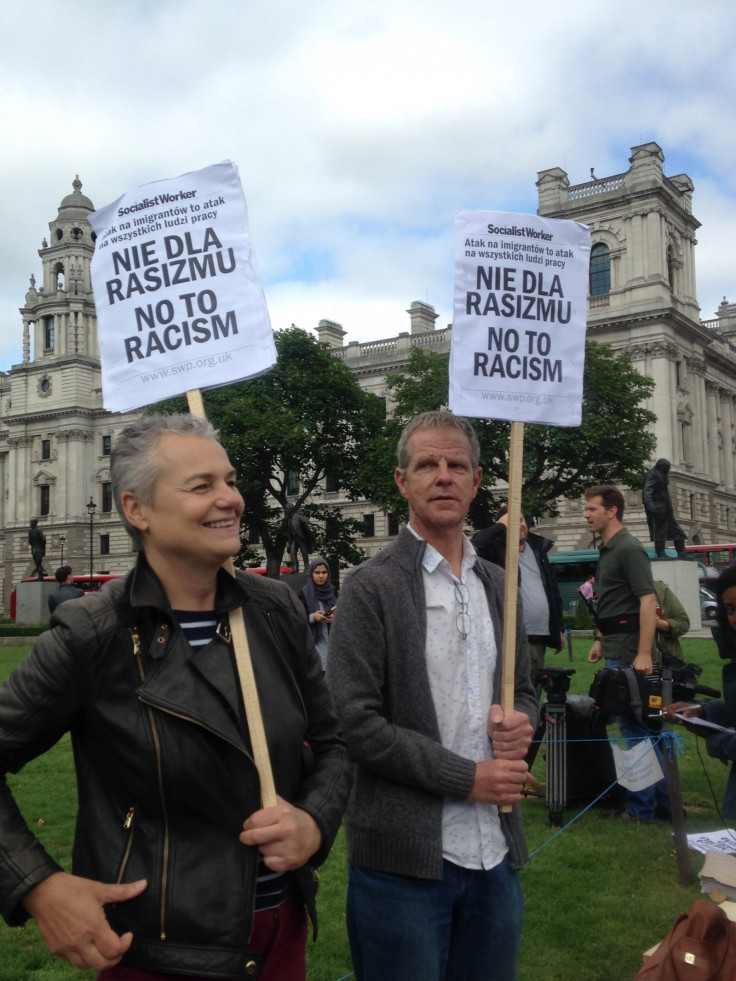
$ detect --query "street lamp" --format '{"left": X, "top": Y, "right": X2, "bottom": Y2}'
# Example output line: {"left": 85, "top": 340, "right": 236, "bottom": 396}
{"left": 86, "top": 498, "right": 96, "bottom": 582}
{"left": 59, "top": 535, "right": 66, "bottom": 565}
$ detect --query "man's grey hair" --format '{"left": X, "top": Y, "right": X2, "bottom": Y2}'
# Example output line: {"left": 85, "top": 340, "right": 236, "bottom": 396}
{"left": 111, "top": 413, "right": 220, "bottom": 546}
{"left": 396, "top": 410, "right": 480, "bottom": 471}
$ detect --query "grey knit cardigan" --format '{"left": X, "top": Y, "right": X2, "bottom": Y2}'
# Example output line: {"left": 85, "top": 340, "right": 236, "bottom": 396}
{"left": 326, "top": 527, "right": 539, "bottom": 880}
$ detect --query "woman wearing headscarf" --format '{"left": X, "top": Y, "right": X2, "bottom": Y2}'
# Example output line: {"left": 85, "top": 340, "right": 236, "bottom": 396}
{"left": 300, "top": 557, "right": 337, "bottom": 669}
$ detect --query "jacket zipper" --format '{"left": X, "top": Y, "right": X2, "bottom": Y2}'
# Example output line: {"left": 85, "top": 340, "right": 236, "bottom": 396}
{"left": 130, "top": 622, "right": 277, "bottom": 944}
{"left": 116, "top": 807, "right": 135, "bottom": 884}
{"left": 131, "top": 627, "right": 171, "bottom": 940}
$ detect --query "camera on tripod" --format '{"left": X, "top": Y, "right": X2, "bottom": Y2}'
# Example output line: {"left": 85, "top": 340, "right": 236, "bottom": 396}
{"left": 535, "top": 666, "right": 576, "bottom": 706}
{"left": 589, "top": 652, "right": 720, "bottom": 734}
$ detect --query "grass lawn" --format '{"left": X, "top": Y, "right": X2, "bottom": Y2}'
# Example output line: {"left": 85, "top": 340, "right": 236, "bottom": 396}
{"left": 0, "top": 637, "right": 732, "bottom": 981}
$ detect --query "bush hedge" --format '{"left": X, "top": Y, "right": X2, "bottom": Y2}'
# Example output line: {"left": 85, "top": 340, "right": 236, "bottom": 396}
{"left": 0, "top": 624, "right": 47, "bottom": 636}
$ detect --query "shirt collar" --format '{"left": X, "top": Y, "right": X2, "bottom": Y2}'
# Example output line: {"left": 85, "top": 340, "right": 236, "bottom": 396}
{"left": 408, "top": 522, "right": 477, "bottom": 580}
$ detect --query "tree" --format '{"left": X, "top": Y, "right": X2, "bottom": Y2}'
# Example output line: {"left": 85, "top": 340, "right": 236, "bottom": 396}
{"left": 360, "top": 343, "right": 657, "bottom": 526}
{"left": 156, "top": 328, "right": 385, "bottom": 576}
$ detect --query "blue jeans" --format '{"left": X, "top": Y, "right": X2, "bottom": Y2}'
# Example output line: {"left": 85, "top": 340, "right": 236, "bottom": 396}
{"left": 606, "top": 658, "right": 670, "bottom": 822}
{"left": 346, "top": 857, "right": 523, "bottom": 981}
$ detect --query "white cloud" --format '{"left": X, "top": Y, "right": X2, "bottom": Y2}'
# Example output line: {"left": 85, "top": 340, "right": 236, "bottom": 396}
{"left": 0, "top": 0, "right": 734, "bottom": 367}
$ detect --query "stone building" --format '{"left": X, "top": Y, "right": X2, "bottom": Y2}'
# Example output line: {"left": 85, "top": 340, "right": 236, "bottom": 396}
{"left": 306, "top": 142, "right": 736, "bottom": 556}
{"left": 535, "top": 141, "right": 736, "bottom": 549}
{"left": 0, "top": 178, "right": 138, "bottom": 611}
{"left": 2, "top": 143, "right": 735, "bottom": 611}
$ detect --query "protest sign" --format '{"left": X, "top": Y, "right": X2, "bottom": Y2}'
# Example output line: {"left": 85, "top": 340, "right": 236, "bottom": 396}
{"left": 450, "top": 210, "right": 591, "bottom": 425}
{"left": 89, "top": 161, "right": 276, "bottom": 413}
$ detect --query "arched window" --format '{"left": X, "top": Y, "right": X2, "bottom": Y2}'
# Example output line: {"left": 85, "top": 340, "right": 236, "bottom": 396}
{"left": 589, "top": 242, "right": 611, "bottom": 296}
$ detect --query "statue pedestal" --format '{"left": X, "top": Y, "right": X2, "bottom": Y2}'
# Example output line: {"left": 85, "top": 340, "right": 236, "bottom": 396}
{"left": 650, "top": 559, "right": 701, "bottom": 630}
{"left": 15, "top": 581, "right": 55, "bottom": 626}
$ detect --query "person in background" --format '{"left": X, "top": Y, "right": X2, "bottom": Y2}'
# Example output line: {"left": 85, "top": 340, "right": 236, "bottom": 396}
{"left": 300, "top": 557, "right": 337, "bottom": 669}
{"left": 0, "top": 414, "right": 349, "bottom": 981}
{"left": 653, "top": 579, "right": 690, "bottom": 664}
{"left": 578, "top": 575, "right": 596, "bottom": 615}
{"left": 328, "top": 410, "right": 537, "bottom": 981}
{"left": 585, "top": 484, "right": 669, "bottom": 823}
{"left": 47, "top": 566, "right": 85, "bottom": 614}
{"left": 472, "top": 506, "right": 565, "bottom": 694}
{"left": 667, "top": 565, "right": 736, "bottom": 820}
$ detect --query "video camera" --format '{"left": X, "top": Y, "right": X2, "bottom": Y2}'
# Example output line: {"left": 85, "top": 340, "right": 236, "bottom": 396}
{"left": 535, "top": 666, "right": 576, "bottom": 704}
{"left": 589, "top": 653, "right": 720, "bottom": 734}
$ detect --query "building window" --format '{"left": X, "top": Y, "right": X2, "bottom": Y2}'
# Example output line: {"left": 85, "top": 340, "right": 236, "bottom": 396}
{"left": 246, "top": 525, "right": 261, "bottom": 545}
{"left": 39, "top": 485, "right": 50, "bottom": 516}
{"left": 41, "top": 439, "right": 51, "bottom": 460}
{"left": 589, "top": 243, "right": 611, "bottom": 296}
{"left": 325, "top": 471, "right": 340, "bottom": 493}
{"left": 363, "top": 513, "right": 375, "bottom": 538}
{"left": 44, "top": 316, "right": 55, "bottom": 350}
{"left": 100, "top": 534, "right": 110, "bottom": 555}
{"left": 286, "top": 469, "right": 300, "bottom": 496}
{"left": 102, "top": 435, "right": 112, "bottom": 456}
{"left": 387, "top": 512, "right": 400, "bottom": 536}
{"left": 102, "top": 481, "right": 113, "bottom": 513}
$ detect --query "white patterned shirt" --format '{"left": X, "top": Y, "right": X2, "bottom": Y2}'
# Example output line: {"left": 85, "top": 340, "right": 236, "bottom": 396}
{"left": 410, "top": 524, "right": 508, "bottom": 871}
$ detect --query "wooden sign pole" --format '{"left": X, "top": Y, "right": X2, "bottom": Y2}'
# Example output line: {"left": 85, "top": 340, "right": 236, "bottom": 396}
{"left": 499, "top": 421, "right": 524, "bottom": 813}
{"left": 186, "top": 388, "right": 277, "bottom": 808}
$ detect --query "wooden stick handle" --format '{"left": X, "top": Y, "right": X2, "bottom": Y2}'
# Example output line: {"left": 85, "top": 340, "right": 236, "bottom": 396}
{"left": 499, "top": 421, "right": 524, "bottom": 813}
{"left": 186, "top": 389, "right": 277, "bottom": 807}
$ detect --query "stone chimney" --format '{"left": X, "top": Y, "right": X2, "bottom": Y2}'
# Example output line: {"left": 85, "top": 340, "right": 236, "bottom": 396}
{"left": 407, "top": 301, "right": 438, "bottom": 335}
{"left": 316, "top": 319, "right": 346, "bottom": 349}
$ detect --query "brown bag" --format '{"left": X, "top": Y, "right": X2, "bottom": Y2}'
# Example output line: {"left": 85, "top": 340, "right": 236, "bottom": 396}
{"left": 635, "top": 899, "right": 736, "bottom": 981}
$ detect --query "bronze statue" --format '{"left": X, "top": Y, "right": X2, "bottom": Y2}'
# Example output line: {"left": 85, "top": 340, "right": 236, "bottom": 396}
{"left": 642, "top": 459, "right": 686, "bottom": 558}
{"left": 285, "top": 505, "right": 315, "bottom": 573}
{"left": 28, "top": 518, "right": 47, "bottom": 580}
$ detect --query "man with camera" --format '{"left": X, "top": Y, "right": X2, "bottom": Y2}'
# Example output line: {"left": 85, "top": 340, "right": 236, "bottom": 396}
{"left": 584, "top": 484, "right": 670, "bottom": 823}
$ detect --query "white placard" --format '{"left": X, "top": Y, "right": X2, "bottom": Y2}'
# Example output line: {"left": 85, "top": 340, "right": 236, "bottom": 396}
{"left": 89, "top": 161, "right": 276, "bottom": 413}
{"left": 611, "top": 737, "right": 664, "bottom": 791}
{"left": 450, "top": 210, "right": 591, "bottom": 425}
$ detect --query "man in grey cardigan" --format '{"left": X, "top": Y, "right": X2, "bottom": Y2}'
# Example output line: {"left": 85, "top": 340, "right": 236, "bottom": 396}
{"left": 327, "top": 410, "right": 538, "bottom": 981}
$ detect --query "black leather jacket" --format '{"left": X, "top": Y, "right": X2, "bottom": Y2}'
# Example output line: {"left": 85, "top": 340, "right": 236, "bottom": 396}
{"left": 0, "top": 555, "right": 349, "bottom": 979}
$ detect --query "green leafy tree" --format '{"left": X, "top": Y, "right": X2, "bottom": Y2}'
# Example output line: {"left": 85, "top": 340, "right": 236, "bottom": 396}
{"left": 156, "top": 328, "right": 385, "bottom": 576}
{"left": 361, "top": 343, "right": 657, "bottom": 526}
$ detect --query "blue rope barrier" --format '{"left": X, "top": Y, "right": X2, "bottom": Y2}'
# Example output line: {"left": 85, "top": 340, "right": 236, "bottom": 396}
{"left": 527, "top": 729, "right": 686, "bottom": 860}
{"left": 329, "top": 730, "right": 691, "bottom": 978}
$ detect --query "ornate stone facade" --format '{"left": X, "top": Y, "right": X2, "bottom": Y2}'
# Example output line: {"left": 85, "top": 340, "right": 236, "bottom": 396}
{"left": 2, "top": 146, "right": 735, "bottom": 610}
{"left": 304, "top": 143, "right": 736, "bottom": 559}
{"left": 0, "top": 179, "right": 140, "bottom": 611}
{"left": 532, "top": 142, "right": 736, "bottom": 550}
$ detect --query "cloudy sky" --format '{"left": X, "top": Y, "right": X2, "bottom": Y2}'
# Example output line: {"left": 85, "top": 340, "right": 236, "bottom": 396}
{"left": 1, "top": 0, "right": 734, "bottom": 370}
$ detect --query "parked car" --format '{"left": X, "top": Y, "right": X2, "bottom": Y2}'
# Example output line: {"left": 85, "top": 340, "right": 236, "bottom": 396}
{"left": 700, "top": 585, "right": 718, "bottom": 621}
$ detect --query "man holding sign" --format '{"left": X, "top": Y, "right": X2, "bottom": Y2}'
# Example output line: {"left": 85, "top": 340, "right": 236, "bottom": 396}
{"left": 327, "top": 410, "right": 537, "bottom": 981}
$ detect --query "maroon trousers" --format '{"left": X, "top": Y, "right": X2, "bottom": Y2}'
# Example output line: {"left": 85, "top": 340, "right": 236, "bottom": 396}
{"left": 97, "top": 895, "right": 307, "bottom": 981}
